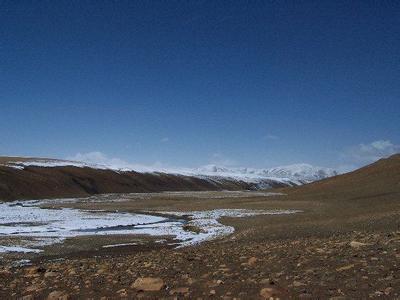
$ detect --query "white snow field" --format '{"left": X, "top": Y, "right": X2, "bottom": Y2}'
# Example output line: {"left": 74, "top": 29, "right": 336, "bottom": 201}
{"left": 0, "top": 199, "right": 300, "bottom": 253}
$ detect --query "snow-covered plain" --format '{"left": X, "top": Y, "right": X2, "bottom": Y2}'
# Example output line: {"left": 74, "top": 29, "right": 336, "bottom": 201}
{"left": 0, "top": 199, "right": 300, "bottom": 253}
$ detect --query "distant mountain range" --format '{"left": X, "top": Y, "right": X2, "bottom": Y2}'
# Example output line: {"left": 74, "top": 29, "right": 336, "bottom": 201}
{"left": 0, "top": 157, "right": 338, "bottom": 197}
{"left": 186, "top": 163, "right": 338, "bottom": 185}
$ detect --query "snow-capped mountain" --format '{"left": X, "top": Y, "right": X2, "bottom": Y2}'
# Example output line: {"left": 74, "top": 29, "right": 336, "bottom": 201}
{"left": 178, "top": 163, "right": 338, "bottom": 188}
{"left": 246, "top": 163, "right": 338, "bottom": 182}
{"left": 2, "top": 157, "right": 338, "bottom": 190}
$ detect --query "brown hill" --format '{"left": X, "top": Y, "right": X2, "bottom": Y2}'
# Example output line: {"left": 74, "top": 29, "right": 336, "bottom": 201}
{"left": 1, "top": 154, "right": 398, "bottom": 202}
{"left": 284, "top": 153, "right": 400, "bottom": 202}
{"left": 0, "top": 157, "right": 288, "bottom": 201}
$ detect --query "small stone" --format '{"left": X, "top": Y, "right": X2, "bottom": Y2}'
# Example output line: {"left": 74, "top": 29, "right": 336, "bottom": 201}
{"left": 116, "top": 289, "right": 128, "bottom": 297}
{"left": 350, "top": 241, "right": 370, "bottom": 248}
{"left": 299, "top": 293, "right": 313, "bottom": 299}
{"left": 384, "top": 287, "right": 393, "bottom": 295}
{"left": 336, "top": 264, "right": 355, "bottom": 272}
{"left": 0, "top": 270, "right": 12, "bottom": 276}
{"left": 25, "top": 267, "right": 38, "bottom": 275}
{"left": 260, "top": 287, "right": 278, "bottom": 299}
{"left": 24, "top": 267, "right": 41, "bottom": 278}
{"left": 247, "top": 257, "right": 258, "bottom": 266}
{"left": 259, "top": 278, "right": 271, "bottom": 284}
{"left": 169, "top": 287, "right": 189, "bottom": 295}
{"left": 25, "top": 284, "right": 43, "bottom": 293}
{"left": 132, "top": 277, "right": 164, "bottom": 291}
{"left": 293, "top": 280, "right": 305, "bottom": 287}
{"left": 370, "top": 257, "right": 378, "bottom": 261}
{"left": 44, "top": 271, "right": 58, "bottom": 278}
{"left": 97, "top": 268, "right": 107, "bottom": 275}
{"left": 46, "top": 290, "right": 69, "bottom": 300}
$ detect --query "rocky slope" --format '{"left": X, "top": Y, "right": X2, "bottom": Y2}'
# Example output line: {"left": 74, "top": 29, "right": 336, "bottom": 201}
{"left": 1, "top": 231, "right": 398, "bottom": 299}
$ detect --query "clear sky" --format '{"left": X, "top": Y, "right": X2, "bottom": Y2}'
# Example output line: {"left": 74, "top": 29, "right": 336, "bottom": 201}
{"left": 1, "top": 1, "right": 399, "bottom": 170}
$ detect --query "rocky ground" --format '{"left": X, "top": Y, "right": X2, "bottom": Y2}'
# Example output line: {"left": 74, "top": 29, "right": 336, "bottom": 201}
{"left": 0, "top": 230, "right": 399, "bottom": 299}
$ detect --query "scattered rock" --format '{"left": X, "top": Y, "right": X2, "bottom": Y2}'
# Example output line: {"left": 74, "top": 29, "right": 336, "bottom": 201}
{"left": 46, "top": 290, "right": 69, "bottom": 300}
{"left": 24, "top": 267, "right": 41, "bottom": 278}
{"left": 299, "top": 293, "right": 313, "bottom": 299}
{"left": 349, "top": 241, "right": 370, "bottom": 249}
{"left": 336, "top": 264, "right": 355, "bottom": 272}
{"left": 25, "top": 284, "right": 43, "bottom": 293}
{"left": 260, "top": 287, "right": 279, "bottom": 299}
{"left": 44, "top": 271, "right": 58, "bottom": 278}
{"left": 131, "top": 277, "right": 164, "bottom": 291}
{"left": 247, "top": 257, "right": 258, "bottom": 266}
{"left": 169, "top": 287, "right": 189, "bottom": 295}
{"left": 384, "top": 287, "right": 393, "bottom": 295}
{"left": 116, "top": 288, "right": 128, "bottom": 297}
{"left": 24, "top": 267, "right": 38, "bottom": 275}
{"left": 293, "top": 280, "right": 305, "bottom": 287}
{"left": 0, "top": 269, "right": 12, "bottom": 277}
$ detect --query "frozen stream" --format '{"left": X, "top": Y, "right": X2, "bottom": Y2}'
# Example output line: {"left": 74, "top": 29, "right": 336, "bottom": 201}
{"left": 0, "top": 199, "right": 300, "bottom": 253}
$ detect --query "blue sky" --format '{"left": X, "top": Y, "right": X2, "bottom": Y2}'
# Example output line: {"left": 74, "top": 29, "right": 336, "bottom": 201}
{"left": 1, "top": 1, "right": 399, "bottom": 170}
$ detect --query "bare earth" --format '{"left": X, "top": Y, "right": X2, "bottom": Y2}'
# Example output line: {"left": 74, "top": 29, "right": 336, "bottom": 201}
{"left": 0, "top": 155, "right": 399, "bottom": 299}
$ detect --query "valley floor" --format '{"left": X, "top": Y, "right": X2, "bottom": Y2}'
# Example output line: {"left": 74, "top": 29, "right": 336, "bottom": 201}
{"left": 0, "top": 188, "right": 399, "bottom": 299}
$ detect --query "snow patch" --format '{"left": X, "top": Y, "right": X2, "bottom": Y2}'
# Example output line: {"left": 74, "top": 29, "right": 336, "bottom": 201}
{"left": 157, "top": 209, "right": 301, "bottom": 247}
{"left": 0, "top": 246, "right": 42, "bottom": 253}
{"left": 0, "top": 198, "right": 300, "bottom": 253}
{"left": 102, "top": 242, "right": 138, "bottom": 248}
{"left": 4, "top": 159, "right": 112, "bottom": 171}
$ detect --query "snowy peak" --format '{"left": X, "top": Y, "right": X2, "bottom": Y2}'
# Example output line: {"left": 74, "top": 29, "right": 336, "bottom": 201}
{"left": 196, "top": 165, "right": 231, "bottom": 174}
{"left": 190, "top": 163, "right": 337, "bottom": 183}
{"left": 0, "top": 157, "right": 338, "bottom": 189}
{"left": 260, "top": 163, "right": 338, "bottom": 182}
